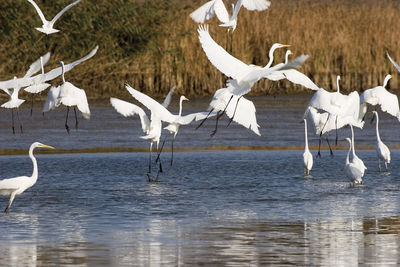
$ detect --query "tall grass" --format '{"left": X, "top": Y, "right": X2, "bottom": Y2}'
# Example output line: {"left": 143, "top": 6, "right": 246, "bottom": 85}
{"left": 0, "top": 0, "right": 399, "bottom": 100}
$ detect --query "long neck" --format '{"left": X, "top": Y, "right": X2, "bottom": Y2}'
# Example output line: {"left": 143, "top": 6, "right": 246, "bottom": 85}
{"left": 29, "top": 146, "right": 38, "bottom": 182}
{"left": 304, "top": 119, "right": 309, "bottom": 150}
{"left": 285, "top": 51, "right": 291, "bottom": 64}
{"left": 346, "top": 141, "right": 351, "bottom": 165}
{"left": 61, "top": 62, "right": 65, "bottom": 83}
{"left": 350, "top": 125, "right": 356, "bottom": 157}
{"left": 383, "top": 75, "right": 391, "bottom": 88}
{"left": 375, "top": 113, "right": 381, "bottom": 142}
{"left": 178, "top": 98, "right": 184, "bottom": 117}
{"left": 336, "top": 76, "right": 340, "bottom": 92}
{"left": 40, "top": 56, "right": 44, "bottom": 74}
{"left": 265, "top": 46, "right": 278, "bottom": 68}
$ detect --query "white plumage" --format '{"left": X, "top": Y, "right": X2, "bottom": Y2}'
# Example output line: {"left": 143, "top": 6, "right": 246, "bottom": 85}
{"left": 303, "top": 118, "right": 313, "bottom": 175}
{"left": 372, "top": 111, "right": 391, "bottom": 171}
{"left": 343, "top": 138, "right": 364, "bottom": 185}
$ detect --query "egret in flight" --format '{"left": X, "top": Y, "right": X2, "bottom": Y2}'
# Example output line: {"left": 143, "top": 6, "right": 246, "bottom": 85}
{"left": 372, "top": 111, "right": 391, "bottom": 171}
{"left": 0, "top": 142, "right": 54, "bottom": 213}
{"left": 360, "top": 74, "right": 400, "bottom": 121}
{"left": 1, "top": 77, "right": 25, "bottom": 134}
{"left": 27, "top": 0, "right": 82, "bottom": 35}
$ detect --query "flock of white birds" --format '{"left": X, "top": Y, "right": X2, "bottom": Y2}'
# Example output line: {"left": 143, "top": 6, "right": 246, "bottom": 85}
{"left": 0, "top": 0, "right": 399, "bottom": 212}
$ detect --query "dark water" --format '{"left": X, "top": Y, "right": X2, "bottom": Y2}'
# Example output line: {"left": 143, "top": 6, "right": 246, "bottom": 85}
{"left": 0, "top": 150, "right": 400, "bottom": 266}
{"left": 1, "top": 96, "right": 400, "bottom": 265}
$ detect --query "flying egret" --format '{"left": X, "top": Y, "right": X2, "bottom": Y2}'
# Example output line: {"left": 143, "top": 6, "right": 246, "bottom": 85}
{"left": 343, "top": 138, "right": 364, "bottom": 185}
{"left": 1, "top": 77, "right": 25, "bottom": 134}
{"left": 303, "top": 118, "right": 313, "bottom": 176}
{"left": 197, "top": 25, "right": 308, "bottom": 96}
{"left": 265, "top": 50, "right": 319, "bottom": 91}
{"left": 372, "top": 111, "right": 391, "bottom": 171}
{"left": 360, "top": 74, "right": 400, "bottom": 121}
{"left": 190, "top": 0, "right": 271, "bottom": 25}
{"left": 24, "top": 53, "right": 52, "bottom": 115}
{"left": 349, "top": 124, "right": 367, "bottom": 176}
{"left": 0, "top": 142, "right": 54, "bottom": 213}
{"left": 0, "top": 46, "right": 99, "bottom": 91}
{"left": 207, "top": 86, "right": 260, "bottom": 136}
{"left": 27, "top": 0, "right": 82, "bottom": 35}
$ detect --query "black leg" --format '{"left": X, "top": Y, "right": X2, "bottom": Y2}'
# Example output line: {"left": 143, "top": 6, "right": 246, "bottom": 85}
{"left": 74, "top": 107, "right": 78, "bottom": 131}
{"left": 65, "top": 107, "right": 70, "bottom": 134}
{"left": 30, "top": 94, "right": 34, "bottom": 116}
{"left": 16, "top": 108, "right": 23, "bottom": 134}
{"left": 11, "top": 109, "right": 15, "bottom": 134}
{"left": 210, "top": 111, "right": 221, "bottom": 137}
{"left": 326, "top": 137, "right": 333, "bottom": 157}
{"left": 227, "top": 96, "right": 242, "bottom": 127}
{"left": 335, "top": 116, "right": 338, "bottom": 145}
{"left": 317, "top": 133, "right": 322, "bottom": 158}
{"left": 155, "top": 135, "right": 168, "bottom": 163}
{"left": 170, "top": 138, "right": 174, "bottom": 166}
{"left": 196, "top": 108, "right": 214, "bottom": 130}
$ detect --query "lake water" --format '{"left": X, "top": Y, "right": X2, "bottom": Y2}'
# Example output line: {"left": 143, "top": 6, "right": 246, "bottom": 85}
{"left": 0, "top": 96, "right": 400, "bottom": 266}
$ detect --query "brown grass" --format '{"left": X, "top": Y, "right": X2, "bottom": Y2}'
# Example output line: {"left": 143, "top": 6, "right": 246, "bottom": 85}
{"left": 0, "top": 0, "right": 400, "bottom": 100}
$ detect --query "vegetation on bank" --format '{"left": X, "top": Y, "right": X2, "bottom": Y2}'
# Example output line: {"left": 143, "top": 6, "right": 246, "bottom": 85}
{"left": 0, "top": 0, "right": 399, "bottom": 100}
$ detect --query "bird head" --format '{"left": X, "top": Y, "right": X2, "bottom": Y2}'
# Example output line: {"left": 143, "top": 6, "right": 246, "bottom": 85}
{"left": 32, "top": 142, "right": 55, "bottom": 150}
{"left": 181, "top": 96, "right": 189, "bottom": 102}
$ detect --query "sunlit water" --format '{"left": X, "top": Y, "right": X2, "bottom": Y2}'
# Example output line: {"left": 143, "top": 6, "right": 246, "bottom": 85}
{"left": 0, "top": 96, "right": 400, "bottom": 265}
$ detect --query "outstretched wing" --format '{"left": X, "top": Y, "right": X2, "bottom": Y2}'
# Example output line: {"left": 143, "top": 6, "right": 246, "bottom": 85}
{"left": 162, "top": 86, "right": 176, "bottom": 108}
{"left": 24, "top": 52, "right": 51, "bottom": 78}
{"left": 125, "top": 83, "right": 176, "bottom": 123}
{"left": 387, "top": 52, "right": 400, "bottom": 73}
{"left": 110, "top": 97, "right": 150, "bottom": 133}
{"left": 361, "top": 86, "right": 400, "bottom": 119}
{"left": 43, "top": 86, "right": 61, "bottom": 112}
{"left": 242, "top": 0, "right": 271, "bottom": 11}
{"left": 190, "top": 0, "right": 229, "bottom": 23}
{"left": 27, "top": 0, "right": 48, "bottom": 24}
{"left": 198, "top": 24, "right": 249, "bottom": 80}
{"left": 51, "top": 0, "right": 82, "bottom": 25}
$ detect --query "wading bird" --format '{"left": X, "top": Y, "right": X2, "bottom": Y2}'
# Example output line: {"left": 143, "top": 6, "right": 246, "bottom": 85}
{"left": 360, "top": 74, "right": 400, "bottom": 121}
{"left": 372, "top": 111, "right": 391, "bottom": 171}
{"left": 349, "top": 124, "right": 366, "bottom": 176}
{"left": 344, "top": 138, "right": 364, "bottom": 185}
{"left": 1, "top": 77, "right": 25, "bottom": 134}
{"left": 27, "top": 0, "right": 82, "bottom": 35}
{"left": 303, "top": 118, "right": 313, "bottom": 176}
{"left": 0, "top": 142, "right": 54, "bottom": 213}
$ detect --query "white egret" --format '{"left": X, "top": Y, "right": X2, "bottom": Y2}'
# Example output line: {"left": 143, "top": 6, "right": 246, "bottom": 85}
{"left": 190, "top": 0, "right": 271, "bottom": 25}
{"left": 266, "top": 50, "right": 319, "bottom": 91}
{"left": 360, "top": 74, "right": 400, "bottom": 121}
{"left": 372, "top": 111, "right": 391, "bottom": 171}
{"left": 56, "top": 61, "right": 90, "bottom": 133}
{"left": 24, "top": 54, "right": 52, "bottom": 115}
{"left": 344, "top": 138, "right": 364, "bottom": 185}
{"left": 349, "top": 124, "right": 367, "bottom": 176}
{"left": 303, "top": 118, "right": 313, "bottom": 176}
{"left": 207, "top": 86, "right": 260, "bottom": 136}
{"left": 197, "top": 25, "right": 308, "bottom": 96}
{"left": 1, "top": 77, "right": 25, "bottom": 134}
{"left": 0, "top": 142, "right": 54, "bottom": 213}
{"left": 27, "top": 0, "right": 82, "bottom": 35}
{"left": 0, "top": 46, "right": 98, "bottom": 91}
{"left": 387, "top": 51, "right": 400, "bottom": 73}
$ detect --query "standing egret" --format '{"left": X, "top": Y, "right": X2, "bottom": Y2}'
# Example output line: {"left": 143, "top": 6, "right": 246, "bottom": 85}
{"left": 0, "top": 142, "right": 54, "bottom": 213}
{"left": 303, "top": 118, "right": 313, "bottom": 176}
{"left": 349, "top": 124, "right": 367, "bottom": 176}
{"left": 372, "top": 111, "right": 391, "bottom": 171}
{"left": 360, "top": 74, "right": 400, "bottom": 121}
{"left": 1, "top": 77, "right": 25, "bottom": 134}
{"left": 56, "top": 61, "right": 90, "bottom": 133}
{"left": 343, "top": 138, "right": 364, "bottom": 185}
{"left": 27, "top": 0, "right": 82, "bottom": 35}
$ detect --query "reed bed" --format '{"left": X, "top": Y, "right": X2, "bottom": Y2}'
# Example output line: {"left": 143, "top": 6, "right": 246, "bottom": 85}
{"left": 0, "top": 0, "right": 399, "bottom": 100}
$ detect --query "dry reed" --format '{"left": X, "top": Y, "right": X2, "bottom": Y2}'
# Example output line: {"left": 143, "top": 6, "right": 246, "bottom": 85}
{"left": 0, "top": 0, "right": 399, "bottom": 100}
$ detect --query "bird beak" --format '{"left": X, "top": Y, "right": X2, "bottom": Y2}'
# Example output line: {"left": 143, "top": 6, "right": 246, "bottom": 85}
{"left": 40, "top": 144, "right": 55, "bottom": 149}
{"left": 280, "top": 44, "right": 290, "bottom": 48}
{"left": 184, "top": 97, "right": 189, "bottom": 101}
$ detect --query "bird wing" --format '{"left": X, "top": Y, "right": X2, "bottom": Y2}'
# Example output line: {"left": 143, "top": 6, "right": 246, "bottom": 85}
{"left": 24, "top": 83, "right": 51, "bottom": 94}
{"left": 161, "top": 86, "right": 176, "bottom": 108}
{"left": 24, "top": 52, "right": 51, "bottom": 78}
{"left": 190, "top": 0, "right": 218, "bottom": 23}
{"left": 43, "top": 86, "right": 61, "bottom": 112}
{"left": 361, "top": 86, "right": 400, "bottom": 119}
{"left": 50, "top": 0, "right": 82, "bottom": 25}
{"left": 242, "top": 0, "right": 271, "bottom": 11}
{"left": 125, "top": 84, "right": 176, "bottom": 123}
{"left": 387, "top": 52, "right": 400, "bottom": 73}
{"left": 214, "top": 0, "right": 230, "bottom": 23}
{"left": 308, "top": 88, "right": 343, "bottom": 115}
{"left": 27, "top": 0, "right": 48, "bottom": 24}
{"left": 198, "top": 24, "right": 250, "bottom": 80}
{"left": 231, "top": 0, "right": 243, "bottom": 19}
{"left": 0, "top": 46, "right": 98, "bottom": 90}
{"left": 110, "top": 97, "right": 150, "bottom": 133}
{"left": 59, "top": 82, "right": 90, "bottom": 119}
{"left": 278, "top": 69, "right": 319, "bottom": 90}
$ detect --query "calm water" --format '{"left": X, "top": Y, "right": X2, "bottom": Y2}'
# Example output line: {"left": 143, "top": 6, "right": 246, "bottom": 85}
{"left": 0, "top": 96, "right": 400, "bottom": 266}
